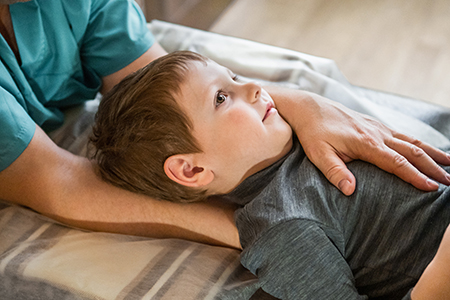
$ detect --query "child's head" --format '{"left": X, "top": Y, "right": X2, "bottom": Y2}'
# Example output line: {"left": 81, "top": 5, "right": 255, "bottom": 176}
{"left": 91, "top": 51, "right": 293, "bottom": 203}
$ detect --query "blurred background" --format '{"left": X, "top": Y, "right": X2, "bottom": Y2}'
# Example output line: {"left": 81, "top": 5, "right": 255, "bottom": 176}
{"left": 138, "top": 0, "right": 450, "bottom": 109}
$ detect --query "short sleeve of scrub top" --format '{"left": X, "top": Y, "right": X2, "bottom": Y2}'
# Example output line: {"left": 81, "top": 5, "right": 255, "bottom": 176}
{"left": 0, "top": 0, "right": 155, "bottom": 172}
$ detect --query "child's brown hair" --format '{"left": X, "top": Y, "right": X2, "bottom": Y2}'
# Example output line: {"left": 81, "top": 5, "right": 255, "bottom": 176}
{"left": 90, "top": 51, "right": 209, "bottom": 203}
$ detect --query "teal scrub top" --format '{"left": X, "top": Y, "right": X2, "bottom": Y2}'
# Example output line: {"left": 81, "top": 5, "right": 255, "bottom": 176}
{"left": 0, "top": 0, "right": 154, "bottom": 171}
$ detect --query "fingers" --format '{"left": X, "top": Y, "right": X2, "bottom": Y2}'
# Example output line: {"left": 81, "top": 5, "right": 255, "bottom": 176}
{"left": 306, "top": 144, "right": 357, "bottom": 196}
{"left": 393, "top": 132, "right": 450, "bottom": 166}
{"left": 387, "top": 138, "right": 450, "bottom": 186}
{"left": 384, "top": 146, "right": 440, "bottom": 191}
{"left": 307, "top": 132, "right": 450, "bottom": 195}
{"left": 367, "top": 140, "right": 448, "bottom": 191}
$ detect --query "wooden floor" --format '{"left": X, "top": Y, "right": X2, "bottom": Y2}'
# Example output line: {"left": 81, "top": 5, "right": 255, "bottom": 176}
{"left": 211, "top": 0, "right": 450, "bottom": 108}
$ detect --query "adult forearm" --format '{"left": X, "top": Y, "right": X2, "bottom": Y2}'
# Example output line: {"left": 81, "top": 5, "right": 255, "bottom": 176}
{"left": 264, "top": 86, "right": 320, "bottom": 132}
{"left": 0, "top": 126, "right": 240, "bottom": 249}
{"left": 50, "top": 157, "right": 240, "bottom": 248}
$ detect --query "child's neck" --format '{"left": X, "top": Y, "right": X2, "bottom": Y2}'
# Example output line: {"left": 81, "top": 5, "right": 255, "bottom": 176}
{"left": 208, "top": 135, "right": 294, "bottom": 196}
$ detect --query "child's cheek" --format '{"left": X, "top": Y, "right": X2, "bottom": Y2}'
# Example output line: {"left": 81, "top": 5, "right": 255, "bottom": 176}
{"left": 228, "top": 106, "right": 259, "bottom": 126}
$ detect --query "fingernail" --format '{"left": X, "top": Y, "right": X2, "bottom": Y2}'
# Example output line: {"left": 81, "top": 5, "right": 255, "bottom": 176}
{"left": 338, "top": 179, "right": 352, "bottom": 195}
{"left": 427, "top": 179, "right": 439, "bottom": 189}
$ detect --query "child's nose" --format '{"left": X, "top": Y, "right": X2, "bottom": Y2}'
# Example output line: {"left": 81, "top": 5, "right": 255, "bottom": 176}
{"left": 243, "top": 81, "right": 261, "bottom": 103}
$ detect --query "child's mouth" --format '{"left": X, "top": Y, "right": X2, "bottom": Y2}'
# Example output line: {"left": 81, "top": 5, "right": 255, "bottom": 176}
{"left": 263, "top": 103, "right": 275, "bottom": 122}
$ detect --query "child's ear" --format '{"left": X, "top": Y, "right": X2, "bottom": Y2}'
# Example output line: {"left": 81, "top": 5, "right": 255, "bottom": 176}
{"left": 164, "top": 154, "right": 214, "bottom": 188}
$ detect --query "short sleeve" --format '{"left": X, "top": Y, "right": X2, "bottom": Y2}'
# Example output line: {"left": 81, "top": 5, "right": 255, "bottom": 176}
{"left": 0, "top": 86, "right": 36, "bottom": 172}
{"left": 80, "top": 0, "right": 155, "bottom": 77}
{"left": 240, "top": 219, "right": 367, "bottom": 300}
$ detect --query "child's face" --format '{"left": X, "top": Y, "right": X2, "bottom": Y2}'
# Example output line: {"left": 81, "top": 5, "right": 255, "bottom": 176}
{"left": 175, "top": 59, "right": 293, "bottom": 194}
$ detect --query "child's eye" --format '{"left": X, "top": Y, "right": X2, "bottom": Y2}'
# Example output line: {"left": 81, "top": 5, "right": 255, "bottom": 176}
{"left": 215, "top": 92, "right": 227, "bottom": 107}
{"left": 232, "top": 74, "right": 240, "bottom": 81}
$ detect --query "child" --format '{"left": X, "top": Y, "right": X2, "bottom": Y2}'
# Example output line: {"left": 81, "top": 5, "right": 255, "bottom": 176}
{"left": 90, "top": 51, "right": 450, "bottom": 300}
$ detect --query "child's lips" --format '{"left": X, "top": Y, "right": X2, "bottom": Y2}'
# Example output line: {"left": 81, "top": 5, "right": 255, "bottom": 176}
{"left": 263, "top": 102, "right": 276, "bottom": 122}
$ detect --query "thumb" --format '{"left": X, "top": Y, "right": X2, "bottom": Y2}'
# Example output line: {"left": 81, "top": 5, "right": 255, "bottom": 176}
{"left": 308, "top": 150, "right": 357, "bottom": 196}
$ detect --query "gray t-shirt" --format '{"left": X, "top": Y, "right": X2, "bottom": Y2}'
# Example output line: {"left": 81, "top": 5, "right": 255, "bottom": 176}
{"left": 223, "top": 138, "right": 450, "bottom": 300}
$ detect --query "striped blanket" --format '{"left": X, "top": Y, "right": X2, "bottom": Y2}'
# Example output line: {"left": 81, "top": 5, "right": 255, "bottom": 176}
{"left": 1, "top": 21, "right": 449, "bottom": 300}
{"left": 0, "top": 203, "right": 258, "bottom": 299}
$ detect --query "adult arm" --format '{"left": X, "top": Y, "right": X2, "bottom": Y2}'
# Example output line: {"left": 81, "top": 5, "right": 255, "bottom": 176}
{"left": 0, "top": 125, "right": 240, "bottom": 248}
{"left": 100, "top": 41, "right": 167, "bottom": 93}
{"left": 0, "top": 43, "right": 240, "bottom": 249}
{"left": 267, "top": 86, "right": 450, "bottom": 195}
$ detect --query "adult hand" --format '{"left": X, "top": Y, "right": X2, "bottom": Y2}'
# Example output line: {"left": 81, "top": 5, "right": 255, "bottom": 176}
{"left": 268, "top": 87, "right": 450, "bottom": 196}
